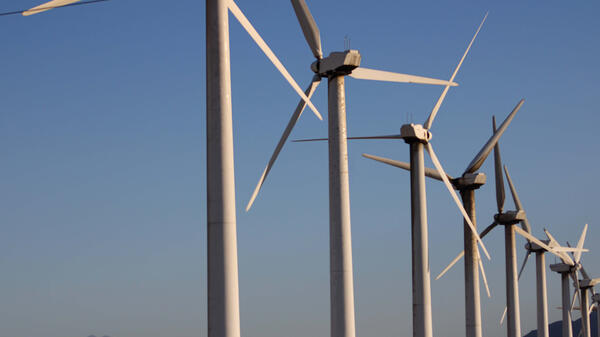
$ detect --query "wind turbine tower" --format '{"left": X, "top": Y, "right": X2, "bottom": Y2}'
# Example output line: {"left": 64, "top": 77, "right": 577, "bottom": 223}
{"left": 579, "top": 278, "right": 598, "bottom": 337}
{"left": 206, "top": 2, "right": 240, "bottom": 336}
{"left": 206, "top": 0, "right": 324, "bottom": 335}
{"left": 523, "top": 240, "right": 551, "bottom": 337}
{"left": 551, "top": 263, "right": 576, "bottom": 337}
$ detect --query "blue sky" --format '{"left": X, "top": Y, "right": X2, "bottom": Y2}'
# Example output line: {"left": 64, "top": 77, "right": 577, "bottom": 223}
{"left": 0, "top": 1, "right": 599, "bottom": 337}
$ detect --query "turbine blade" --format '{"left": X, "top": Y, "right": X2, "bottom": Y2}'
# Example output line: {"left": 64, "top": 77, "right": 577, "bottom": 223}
{"left": 504, "top": 165, "right": 532, "bottom": 233}
{"left": 580, "top": 265, "right": 591, "bottom": 281}
{"left": 349, "top": 67, "right": 458, "bottom": 86}
{"left": 492, "top": 116, "right": 506, "bottom": 214}
{"left": 464, "top": 99, "right": 524, "bottom": 174}
{"left": 575, "top": 224, "right": 588, "bottom": 263}
{"left": 545, "top": 229, "right": 576, "bottom": 266}
{"left": 544, "top": 228, "right": 560, "bottom": 246}
{"left": 566, "top": 241, "right": 578, "bottom": 263}
{"left": 22, "top": 0, "right": 108, "bottom": 16}
{"left": 435, "top": 251, "right": 465, "bottom": 280}
{"left": 294, "top": 134, "right": 403, "bottom": 142}
{"left": 500, "top": 307, "right": 507, "bottom": 326}
{"left": 246, "top": 77, "right": 321, "bottom": 211}
{"left": 23, "top": 0, "right": 80, "bottom": 15}
{"left": 346, "top": 135, "right": 403, "bottom": 140}
{"left": 290, "top": 0, "right": 322, "bottom": 59}
{"left": 480, "top": 221, "right": 500, "bottom": 238}
{"left": 570, "top": 278, "right": 580, "bottom": 315}
{"left": 575, "top": 275, "right": 582, "bottom": 312}
{"left": 362, "top": 154, "right": 449, "bottom": 181}
{"left": 556, "top": 306, "right": 582, "bottom": 311}
{"left": 553, "top": 247, "right": 590, "bottom": 253}
{"left": 478, "top": 254, "right": 491, "bottom": 298}
{"left": 517, "top": 251, "right": 531, "bottom": 280}
{"left": 425, "top": 143, "right": 490, "bottom": 260}
{"left": 293, "top": 135, "right": 402, "bottom": 143}
{"left": 514, "top": 227, "right": 571, "bottom": 264}
{"left": 228, "top": 0, "right": 322, "bottom": 120}
{"left": 423, "top": 12, "right": 488, "bottom": 129}
{"left": 292, "top": 137, "right": 328, "bottom": 142}
{"left": 435, "top": 221, "right": 498, "bottom": 280}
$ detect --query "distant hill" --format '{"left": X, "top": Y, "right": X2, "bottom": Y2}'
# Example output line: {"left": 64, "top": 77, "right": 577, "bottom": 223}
{"left": 524, "top": 313, "right": 597, "bottom": 337}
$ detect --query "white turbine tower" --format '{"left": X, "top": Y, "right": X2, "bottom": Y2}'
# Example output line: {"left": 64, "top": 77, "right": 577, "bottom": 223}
{"left": 578, "top": 268, "right": 598, "bottom": 337}
{"left": 245, "top": 2, "right": 458, "bottom": 337}
{"left": 363, "top": 103, "right": 523, "bottom": 337}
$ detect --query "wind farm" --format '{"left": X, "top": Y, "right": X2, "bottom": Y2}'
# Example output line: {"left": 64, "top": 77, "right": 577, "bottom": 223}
{"left": 0, "top": 1, "right": 599, "bottom": 337}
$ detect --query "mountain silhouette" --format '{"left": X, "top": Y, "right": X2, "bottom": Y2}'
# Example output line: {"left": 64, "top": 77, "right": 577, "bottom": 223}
{"left": 524, "top": 311, "right": 598, "bottom": 337}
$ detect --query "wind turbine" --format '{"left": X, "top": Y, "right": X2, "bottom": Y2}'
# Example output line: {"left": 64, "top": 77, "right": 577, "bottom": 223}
{"left": 204, "top": 0, "right": 328, "bottom": 336}
{"left": 24, "top": 0, "right": 322, "bottom": 335}
{"left": 566, "top": 231, "right": 595, "bottom": 337}
{"left": 362, "top": 103, "right": 522, "bottom": 337}
{"left": 350, "top": 15, "right": 492, "bottom": 337}
{"left": 244, "top": 1, "right": 458, "bottom": 337}
{"left": 434, "top": 114, "right": 531, "bottom": 337}
{"left": 439, "top": 122, "right": 552, "bottom": 337}
{"left": 476, "top": 122, "right": 533, "bottom": 337}
{"left": 547, "top": 225, "right": 589, "bottom": 337}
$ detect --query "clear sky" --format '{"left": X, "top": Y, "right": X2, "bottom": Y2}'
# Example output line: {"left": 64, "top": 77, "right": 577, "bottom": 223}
{"left": 0, "top": 1, "right": 599, "bottom": 337}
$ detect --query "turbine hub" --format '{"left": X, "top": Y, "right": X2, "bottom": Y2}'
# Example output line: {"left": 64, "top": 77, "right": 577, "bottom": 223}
{"left": 312, "top": 50, "right": 361, "bottom": 77}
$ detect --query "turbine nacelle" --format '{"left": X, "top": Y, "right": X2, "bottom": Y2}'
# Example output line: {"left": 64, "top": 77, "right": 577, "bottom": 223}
{"left": 311, "top": 50, "right": 361, "bottom": 77}
{"left": 550, "top": 263, "right": 575, "bottom": 274}
{"left": 494, "top": 210, "right": 526, "bottom": 225}
{"left": 452, "top": 172, "right": 486, "bottom": 190}
{"left": 400, "top": 123, "right": 432, "bottom": 144}
{"left": 579, "top": 278, "right": 600, "bottom": 289}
